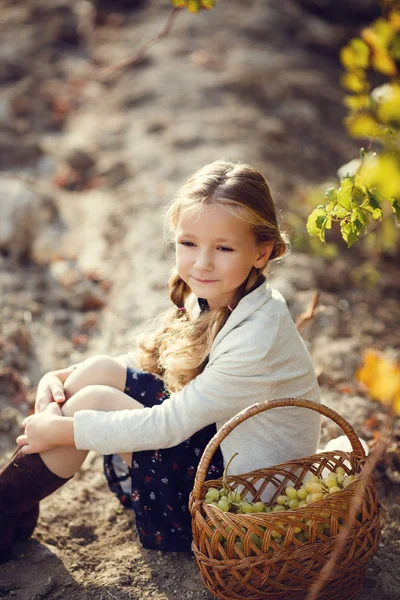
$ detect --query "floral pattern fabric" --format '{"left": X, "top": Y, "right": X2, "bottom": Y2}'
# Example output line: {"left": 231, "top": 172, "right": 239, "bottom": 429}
{"left": 103, "top": 367, "right": 224, "bottom": 552}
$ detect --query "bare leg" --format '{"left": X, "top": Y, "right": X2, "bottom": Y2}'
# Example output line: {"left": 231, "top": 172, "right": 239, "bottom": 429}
{"left": 39, "top": 357, "right": 143, "bottom": 478}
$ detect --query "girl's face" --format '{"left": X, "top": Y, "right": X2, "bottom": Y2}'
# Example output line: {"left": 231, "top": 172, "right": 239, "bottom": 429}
{"left": 175, "top": 204, "right": 272, "bottom": 309}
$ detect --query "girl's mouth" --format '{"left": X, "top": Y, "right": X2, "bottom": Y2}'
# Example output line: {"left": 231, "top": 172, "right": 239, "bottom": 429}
{"left": 192, "top": 276, "right": 218, "bottom": 284}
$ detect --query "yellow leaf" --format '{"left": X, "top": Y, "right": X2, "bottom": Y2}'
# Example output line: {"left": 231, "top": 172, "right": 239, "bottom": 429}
{"left": 344, "top": 113, "right": 380, "bottom": 138}
{"left": 358, "top": 153, "right": 400, "bottom": 198}
{"left": 371, "top": 50, "right": 397, "bottom": 76}
{"left": 376, "top": 84, "right": 400, "bottom": 124}
{"left": 340, "top": 39, "right": 370, "bottom": 70}
{"left": 373, "top": 17, "right": 396, "bottom": 46}
{"left": 356, "top": 350, "right": 400, "bottom": 415}
{"left": 343, "top": 94, "right": 371, "bottom": 111}
{"left": 389, "top": 9, "right": 400, "bottom": 32}
{"left": 362, "top": 27, "right": 381, "bottom": 50}
{"left": 340, "top": 72, "right": 369, "bottom": 94}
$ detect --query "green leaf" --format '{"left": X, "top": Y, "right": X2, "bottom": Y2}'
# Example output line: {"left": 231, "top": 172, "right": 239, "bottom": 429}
{"left": 392, "top": 198, "right": 400, "bottom": 222}
{"left": 336, "top": 178, "right": 354, "bottom": 217}
{"left": 307, "top": 208, "right": 328, "bottom": 242}
{"left": 351, "top": 207, "right": 369, "bottom": 231}
{"left": 341, "top": 220, "right": 359, "bottom": 247}
{"left": 365, "top": 189, "right": 383, "bottom": 220}
{"left": 324, "top": 187, "right": 338, "bottom": 203}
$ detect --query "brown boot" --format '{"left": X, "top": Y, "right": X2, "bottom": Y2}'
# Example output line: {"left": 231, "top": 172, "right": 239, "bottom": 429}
{"left": 0, "top": 448, "right": 72, "bottom": 561}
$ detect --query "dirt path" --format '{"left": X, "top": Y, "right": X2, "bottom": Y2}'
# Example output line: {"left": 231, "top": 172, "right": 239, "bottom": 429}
{"left": 1, "top": 1, "right": 399, "bottom": 599}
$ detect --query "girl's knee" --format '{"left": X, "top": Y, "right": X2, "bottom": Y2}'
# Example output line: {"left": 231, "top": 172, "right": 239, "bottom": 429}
{"left": 65, "top": 355, "right": 126, "bottom": 399}
{"left": 62, "top": 384, "right": 143, "bottom": 417}
{"left": 62, "top": 385, "right": 112, "bottom": 416}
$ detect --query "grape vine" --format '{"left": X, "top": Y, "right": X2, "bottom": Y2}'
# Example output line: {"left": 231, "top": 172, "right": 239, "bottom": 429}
{"left": 307, "top": 1, "right": 400, "bottom": 248}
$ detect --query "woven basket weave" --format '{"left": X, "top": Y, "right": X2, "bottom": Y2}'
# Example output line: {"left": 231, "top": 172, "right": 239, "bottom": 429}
{"left": 189, "top": 398, "right": 381, "bottom": 600}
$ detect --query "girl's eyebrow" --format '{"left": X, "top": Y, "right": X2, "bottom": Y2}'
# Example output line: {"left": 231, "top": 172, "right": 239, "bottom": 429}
{"left": 177, "top": 232, "right": 237, "bottom": 243}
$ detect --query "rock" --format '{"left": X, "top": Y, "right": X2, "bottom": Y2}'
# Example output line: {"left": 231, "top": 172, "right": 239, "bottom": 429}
{"left": 3, "top": 322, "right": 32, "bottom": 354}
{"left": 98, "top": 157, "right": 129, "bottom": 187}
{"left": 64, "top": 147, "right": 96, "bottom": 172}
{"left": 0, "top": 176, "right": 39, "bottom": 260}
{"left": 58, "top": 278, "right": 107, "bottom": 311}
{"left": 0, "top": 131, "right": 42, "bottom": 169}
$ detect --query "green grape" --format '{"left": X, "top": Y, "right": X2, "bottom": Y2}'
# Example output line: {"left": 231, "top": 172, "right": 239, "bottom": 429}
{"left": 298, "top": 500, "right": 307, "bottom": 508}
{"left": 316, "top": 523, "right": 325, "bottom": 534}
{"left": 235, "top": 541, "right": 244, "bottom": 555}
{"left": 217, "top": 498, "right": 230, "bottom": 512}
{"left": 305, "top": 482, "right": 323, "bottom": 494}
{"left": 297, "top": 486, "right": 307, "bottom": 500}
{"left": 342, "top": 475, "right": 356, "bottom": 488}
{"left": 308, "top": 475, "right": 320, "bottom": 483}
{"left": 228, "top": 491, "right": 241, "bottom": 503}
{"left": 205, "top": 487, "right": 220, "bottom": 501}
{"left": 336, "top": 473, "right": 345, "bottom": 484}
{"left": 271, "top": 529, "right": 282, "bottom": 539}
{"left": 276, "top": 495, "right": 289, "bottom": 505}
{"left": 310, "top": 492, "right": 324, "bottom": 503}
{"left": 288, "top": 499, "right": 299, "bottom": 509}
{"left": 306, "top": 494, "right": 313, "bottom": 505}
{"left": 205, "top": 498, "right": 216, "bottom": 504}
{"left": 336, "top": 467, "right": 346, "bottom": 476}
{"left": 239, "top": 501, "right": 254, "bottom": 514}
{"left": 285, "top": 487, "right": 298, "bottom": 499}
{"left": 328, "top": 485, "right": 342, "bottom": 494}
{"left": 293, "top": 526, "right": 302, "bottom": 534}
{"left": 324, "top": 474, "right": 338, "bottom": 488}
{"left": 252, "top": 501, "right": 265, "bottom": 513}
{"left": 272, "top": 505, "right": 286, "bottom": 512}
{"left": 251, "top": 534, "right": 263, "bottom": 549}
{"left": 264, "top": 506, "right": 273, "bottom": 513}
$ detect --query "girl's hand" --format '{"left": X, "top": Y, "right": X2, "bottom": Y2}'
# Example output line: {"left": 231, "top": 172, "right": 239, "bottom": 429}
{"left": 17, "top": 403, "right": 64, "bottom": 454}
{"left": 35, "top": 371, "right": 68, "bottom": 413}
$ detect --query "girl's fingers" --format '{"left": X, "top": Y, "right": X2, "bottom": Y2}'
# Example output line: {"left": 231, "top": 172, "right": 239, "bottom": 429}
{"left": 16, "top": 434, "right": 28, "bottom": 446}
{"left": 51, "top": 383, "right": 65, "bottom": 403}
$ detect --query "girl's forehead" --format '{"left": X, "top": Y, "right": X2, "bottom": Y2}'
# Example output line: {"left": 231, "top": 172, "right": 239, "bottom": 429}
{"left": 177, "top": 202, "right": 245, "bottom": 224}
{"left": 176, "top": 204, "right": 254, "bottom": 238}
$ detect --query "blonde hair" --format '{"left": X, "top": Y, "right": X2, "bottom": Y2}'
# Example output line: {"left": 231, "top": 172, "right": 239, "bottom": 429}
{"left": 136, "top": 160, "right": 289, "bottom": 393}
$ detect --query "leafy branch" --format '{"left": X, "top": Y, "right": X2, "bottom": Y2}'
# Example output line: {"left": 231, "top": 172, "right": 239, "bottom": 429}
{"left": 307, "top": 1, "right": 400, "bottom": 249}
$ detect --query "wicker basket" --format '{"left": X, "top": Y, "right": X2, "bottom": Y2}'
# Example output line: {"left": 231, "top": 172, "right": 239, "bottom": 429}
{"left": 189, "top": 398, "right": 381, "bottom": 600}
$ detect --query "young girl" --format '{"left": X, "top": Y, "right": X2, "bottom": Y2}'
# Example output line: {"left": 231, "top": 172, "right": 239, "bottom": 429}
{"left": 0, "top": 160, "right": 321, "bottom": 560}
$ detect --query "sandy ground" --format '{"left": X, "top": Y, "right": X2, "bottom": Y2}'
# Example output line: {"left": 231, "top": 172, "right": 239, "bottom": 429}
{"left": 0, "top": 1, "right": 399, "bottom": 599}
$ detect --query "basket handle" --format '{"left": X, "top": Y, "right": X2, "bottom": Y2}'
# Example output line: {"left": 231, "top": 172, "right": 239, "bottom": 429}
{"left": 192, "top": 398, "right": 367, "bottom": 501}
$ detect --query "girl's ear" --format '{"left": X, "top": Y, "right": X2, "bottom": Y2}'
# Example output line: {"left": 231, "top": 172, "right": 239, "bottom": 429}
{"left": 253, "top": 242, "right": 274, "bottom": 268}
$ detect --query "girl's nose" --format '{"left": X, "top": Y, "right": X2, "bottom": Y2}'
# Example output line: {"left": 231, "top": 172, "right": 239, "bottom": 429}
{"left": 194, "top": 250, "right": 213, "bottom": 271}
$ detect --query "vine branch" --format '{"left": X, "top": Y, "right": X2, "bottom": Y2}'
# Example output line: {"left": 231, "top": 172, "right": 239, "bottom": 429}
{"left": 95, "top": 7, "right": 182, "bottom": 81}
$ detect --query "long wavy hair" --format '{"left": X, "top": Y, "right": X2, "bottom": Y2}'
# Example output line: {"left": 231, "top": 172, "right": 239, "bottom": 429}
{"left": 135, "top": 160, "right": 289, "bottom": 393}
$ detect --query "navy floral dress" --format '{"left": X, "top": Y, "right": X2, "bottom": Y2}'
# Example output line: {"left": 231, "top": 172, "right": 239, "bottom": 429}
{"left": 103, "top": 301, "right": 224, "bottom": 552}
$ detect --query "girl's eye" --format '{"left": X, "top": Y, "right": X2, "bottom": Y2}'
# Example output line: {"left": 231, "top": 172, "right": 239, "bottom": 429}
{"left": 179, "top": 241, "right": 196, "bottom": 247}
{"left": 218, "top": 246, "right": 233, "bottom": 252}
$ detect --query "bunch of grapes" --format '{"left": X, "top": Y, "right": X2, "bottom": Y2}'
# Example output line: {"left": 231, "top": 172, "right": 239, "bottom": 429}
{"left": 204, "top": 466, "right": 357, "bottom": 514}
{"left": 202, "top": 461, "right": 359, "bottom": 557}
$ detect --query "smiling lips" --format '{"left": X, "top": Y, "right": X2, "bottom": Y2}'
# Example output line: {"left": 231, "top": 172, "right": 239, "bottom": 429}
{"left": 191, "top": 276, "right": 218, "bottom": 284}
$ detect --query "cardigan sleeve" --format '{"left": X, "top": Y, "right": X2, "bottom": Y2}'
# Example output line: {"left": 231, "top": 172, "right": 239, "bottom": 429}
{"left": 73, "top": 316, "right": 281, "bottom": 454}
